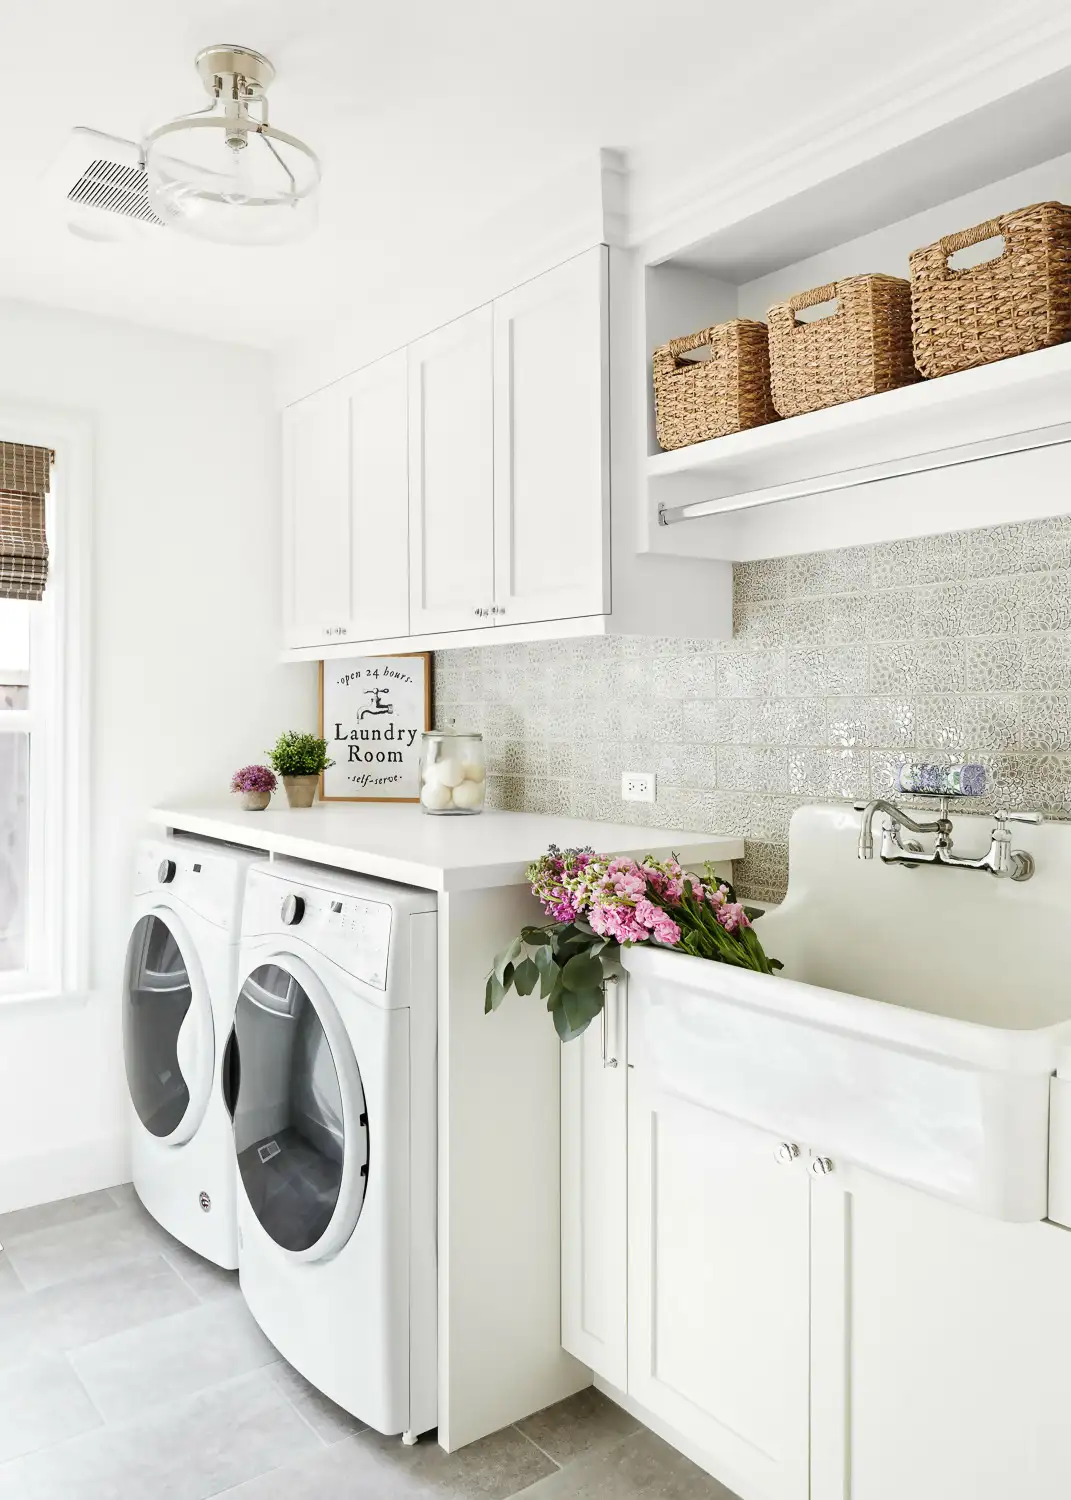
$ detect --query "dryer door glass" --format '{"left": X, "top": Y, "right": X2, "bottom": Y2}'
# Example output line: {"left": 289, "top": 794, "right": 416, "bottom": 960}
{"left": 233, "top": 963, "right": 369, "bottom": 1254}
{"left": 123, "top": 914, "right": 195, "bottom": 1139}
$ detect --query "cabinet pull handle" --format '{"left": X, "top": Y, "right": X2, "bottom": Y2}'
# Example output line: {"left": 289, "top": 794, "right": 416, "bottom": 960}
{"left": 811, "top": 1156, "right": 835, "bottom": 1176}
{"left": 602, "top": 976, "right": 620, "bottom": 1069}
{"left": 775, "top": 1142, "right": 801, "bottom": 1165}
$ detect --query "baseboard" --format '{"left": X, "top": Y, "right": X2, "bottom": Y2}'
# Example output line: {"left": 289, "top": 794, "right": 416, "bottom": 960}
{"left": 0, "top": 1133, "right": 130, "bottom": 1217}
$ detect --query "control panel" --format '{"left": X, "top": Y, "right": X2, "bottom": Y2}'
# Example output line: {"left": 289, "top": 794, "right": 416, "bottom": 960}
{"left": 242, "top": 868, "right": 393, "bottom": 990}
{"left": 133, "top": 837, "right": 254, "bottom": 930}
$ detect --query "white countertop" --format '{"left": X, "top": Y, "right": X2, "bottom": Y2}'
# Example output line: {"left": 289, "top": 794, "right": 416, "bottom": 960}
{"left": 149, "top": 803, "right": 745, "bottom": 893}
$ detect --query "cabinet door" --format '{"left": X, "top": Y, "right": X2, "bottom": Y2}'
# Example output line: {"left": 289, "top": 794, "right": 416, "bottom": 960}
{"left": 815, "top": 1163, "right": 1071, "bottom": 1500}
{"left": 628, "top": 1076, "right": 811, "bottom": 1500}
{"left": 282, "top": 386, "right": 352, "bottom": 650}
{"left": 561, "top": 977, "right": 627, "bottom": 1388}
{"left": 343, "top": 351, "right": 410, "bottom": 642}
{"left": 408, "top": 307, "right": 495, "bottom": 635}
{"left": 493, "top": 247, "right": 610, "bottom": 627}
{"left": 282, "top": 355, "right": 410, "bottom": 651}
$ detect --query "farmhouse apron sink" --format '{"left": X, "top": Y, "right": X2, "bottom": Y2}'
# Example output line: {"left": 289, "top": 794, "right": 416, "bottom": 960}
{"left": 624, "top": 804, "right": 1071, "bottom": 1220}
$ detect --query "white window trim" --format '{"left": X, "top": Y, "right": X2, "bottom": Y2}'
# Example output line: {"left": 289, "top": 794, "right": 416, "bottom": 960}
{"left": 0, "top": 404, "right": 91, "bottom": 1002}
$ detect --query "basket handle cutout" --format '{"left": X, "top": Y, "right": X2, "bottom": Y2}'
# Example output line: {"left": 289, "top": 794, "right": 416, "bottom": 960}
{"left": 787, "top": 283, "right": 839, "bottom": 326}
{"left": 940, "top": 218, "right": 1007, "bottom": 272}
{"left": 665, "top": 329, "right": 721, "bottom": 370}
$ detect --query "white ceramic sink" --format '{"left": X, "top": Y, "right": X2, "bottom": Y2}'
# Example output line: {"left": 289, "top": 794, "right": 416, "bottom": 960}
{"left": 624, "top": 804, "right": 1071, "bottom": 1220}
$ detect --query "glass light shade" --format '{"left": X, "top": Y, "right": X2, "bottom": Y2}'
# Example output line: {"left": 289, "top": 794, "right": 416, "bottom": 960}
{"left": 144, "top": 119, "right": 320, "bottom": 246}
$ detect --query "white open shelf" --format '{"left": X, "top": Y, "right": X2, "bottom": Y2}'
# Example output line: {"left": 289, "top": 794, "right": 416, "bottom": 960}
{"left": 638, "top": 75, "right": 1071, "bottom": 564}
{"left": 647, "top": 342, "right": 1071, "bottom": 559}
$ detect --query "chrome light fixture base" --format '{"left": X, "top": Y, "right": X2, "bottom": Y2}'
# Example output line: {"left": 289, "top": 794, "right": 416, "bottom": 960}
{"left": 194, "top": 45, "right": 276, "bottom": 99}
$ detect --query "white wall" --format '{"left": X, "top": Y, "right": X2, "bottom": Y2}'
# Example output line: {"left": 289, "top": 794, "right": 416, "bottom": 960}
{"left": 0, "top": 298, "right": 316, "bottom": 1213}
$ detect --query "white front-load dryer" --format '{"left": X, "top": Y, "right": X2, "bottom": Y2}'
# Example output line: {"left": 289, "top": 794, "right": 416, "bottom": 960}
{"left": 123, "top": 835, "right": 263, "bottom": 1268}
{"left": 230, "top": 859, "right": 437, "bottom": 1441}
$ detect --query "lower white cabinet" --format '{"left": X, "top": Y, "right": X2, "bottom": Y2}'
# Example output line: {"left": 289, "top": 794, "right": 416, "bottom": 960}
{"left": 627, "top": 1077, "right": 810, "bottom": 1500}
{"left": 560, "top": 977, "right": 627, "bottom": 1390}
{"left": 562, "top": 981, "right": 1071, "bottom": 1500}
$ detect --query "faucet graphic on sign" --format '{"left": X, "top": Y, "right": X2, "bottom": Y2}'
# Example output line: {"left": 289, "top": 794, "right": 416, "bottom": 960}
{"left": 360, "top": 686, "right": 394, "bottom": 720}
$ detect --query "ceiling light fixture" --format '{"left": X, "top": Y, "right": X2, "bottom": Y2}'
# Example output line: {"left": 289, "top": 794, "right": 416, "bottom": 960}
{"left": 142, "top": 45, "right": 320, "bottom": 246}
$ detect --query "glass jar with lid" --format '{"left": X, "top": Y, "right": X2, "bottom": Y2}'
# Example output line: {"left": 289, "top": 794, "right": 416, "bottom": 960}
{"left": 419, "top": 731, "right": 486, "bottom": 815}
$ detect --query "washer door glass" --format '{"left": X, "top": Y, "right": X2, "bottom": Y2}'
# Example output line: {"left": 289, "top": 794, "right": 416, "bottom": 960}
{"left": 123, "top": 913, "right": 211, "bottom": 1141}
{"left": 233, "top": 963, "right": 369, "bottom": 1255}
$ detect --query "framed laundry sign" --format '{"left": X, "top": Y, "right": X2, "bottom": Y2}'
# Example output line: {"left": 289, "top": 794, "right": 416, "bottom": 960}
{"left": 318, "top": 654, "right": 432, "bottom": 802}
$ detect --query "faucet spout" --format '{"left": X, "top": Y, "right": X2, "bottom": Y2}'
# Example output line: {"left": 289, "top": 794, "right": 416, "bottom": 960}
{"left": 857, "top": 799, "right": 950, "bottom": 860}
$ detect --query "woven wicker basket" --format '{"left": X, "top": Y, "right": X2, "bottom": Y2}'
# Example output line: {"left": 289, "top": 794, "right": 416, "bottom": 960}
{"left": 910, "top": 201, "right": 1071, "bottom": 379}
{"left": 767, "top": 275, "right": 917, "bottom": 419}
{"left": 652, "top": 320, "right": 777, "bottom": 450}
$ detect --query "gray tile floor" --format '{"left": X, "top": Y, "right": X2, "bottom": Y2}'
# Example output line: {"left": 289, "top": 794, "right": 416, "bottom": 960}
{"left": 0, "top": 1186, "right": 738, "bottom": 1498}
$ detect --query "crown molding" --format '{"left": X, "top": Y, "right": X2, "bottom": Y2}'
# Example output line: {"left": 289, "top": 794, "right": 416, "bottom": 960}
{"left": 628, "top": 7, "right": 1071, "bottom": 258}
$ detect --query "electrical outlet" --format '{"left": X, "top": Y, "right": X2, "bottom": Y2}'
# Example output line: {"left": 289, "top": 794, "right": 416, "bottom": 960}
{"left": 621, "top": 771, "right": 656, "bottom": 803}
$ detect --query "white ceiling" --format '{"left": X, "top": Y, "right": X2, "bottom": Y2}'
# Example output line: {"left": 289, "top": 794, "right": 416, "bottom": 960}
{"left": 0, "top": 0, "right": 1042, "bottom": 349}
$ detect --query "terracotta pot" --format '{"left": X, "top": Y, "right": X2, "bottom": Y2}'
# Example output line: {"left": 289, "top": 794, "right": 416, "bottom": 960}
{"left": 283, "top": 774, "right": 320, "bottom": 809}
{"left": 239, "top": 790, "right": 271, "bottom": 812}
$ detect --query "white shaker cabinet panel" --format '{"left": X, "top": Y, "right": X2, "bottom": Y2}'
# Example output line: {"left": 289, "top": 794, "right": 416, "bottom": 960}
{"left": 561, "top": 978, "right": 628, "bottom": 1389}
{"left": 821, "top": 1164, "right": 1071, "bottom": 1500}
{"left": 627, "top": 1077, "right": 811, "bottom": 1500}
{"left": 282, "top": 387, "right": 352, "bottom": 650}
{"left": 408, "top": 307, "right": 496, "bottom": 635}
{"left": 344, "top": 351, "right": 410, "bottom": 642}
{"left": 493, "top": 247, "right": 610, "bottom": 627}
{"left": 282, "top": 353, "right": 410, "bottom": 650}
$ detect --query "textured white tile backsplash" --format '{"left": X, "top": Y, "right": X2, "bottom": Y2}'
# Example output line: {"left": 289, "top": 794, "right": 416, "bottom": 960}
{"left": 434, "top": 516, "right": 1071, "bottom": 901}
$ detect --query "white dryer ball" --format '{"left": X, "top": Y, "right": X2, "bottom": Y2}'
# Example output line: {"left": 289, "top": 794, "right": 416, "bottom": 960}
{"left": 421, "top": 780, "right": 452, "bottom": 811}
{"left": 429, "top": 757, "right": 466, "bottom": 788}
{"left": 460, "top": 761, "right": 485, "bottom": 783}
{"left": 451, "top": 778, "right": 484, "bottom": 810}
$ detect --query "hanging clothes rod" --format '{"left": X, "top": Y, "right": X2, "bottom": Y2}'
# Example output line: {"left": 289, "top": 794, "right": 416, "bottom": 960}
{"left": 655, "top": 421, "right": 1071, "bottom": 527}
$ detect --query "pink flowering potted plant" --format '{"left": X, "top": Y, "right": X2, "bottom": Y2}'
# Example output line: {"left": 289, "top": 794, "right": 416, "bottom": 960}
{"left": 486, "top": 846, "right": 781, "bottom": 1041}
{"left": 230, "top": 764, "right": 277, "bottom": 812}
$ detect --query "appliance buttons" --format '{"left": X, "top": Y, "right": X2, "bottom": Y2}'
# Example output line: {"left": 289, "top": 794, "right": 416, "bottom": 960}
{"left": 281, "top": 893, "right": 306, "bottom": 926}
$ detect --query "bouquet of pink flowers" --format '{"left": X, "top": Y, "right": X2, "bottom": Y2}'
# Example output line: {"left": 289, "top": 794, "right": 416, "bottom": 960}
{"left": 486, "top": 845, "right": 782, "bottom": 1042}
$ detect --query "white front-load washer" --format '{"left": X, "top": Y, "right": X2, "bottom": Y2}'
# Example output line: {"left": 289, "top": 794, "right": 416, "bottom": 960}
{"left": 123, "top": 835, "right": 263, "bottom": 1268}
{"left": 230, "top": 859, "right": 437, "bottom": 1440}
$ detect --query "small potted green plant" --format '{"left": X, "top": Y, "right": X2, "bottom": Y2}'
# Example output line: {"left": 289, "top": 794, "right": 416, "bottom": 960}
{"left": 267, "top": 731, "right": 334, "bottom": 809}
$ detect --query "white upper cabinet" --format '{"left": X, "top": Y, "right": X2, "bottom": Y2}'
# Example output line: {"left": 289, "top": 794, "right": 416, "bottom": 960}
{"left": 282, "top": 242, "right": 730, "bottom": 658}
{"left": 282, "top": 386, "right": 351, "bottom": 650}
{"left": 493, "top": 247, "right": 610, "bottom": 626}
{"left": 345, "top": 351, "right": 410, "bottom": 642}
{"left": 282, "top": 351, "right": 410, "bottom": 650}
{"left": 408, "top": 306, "right": 496, "bottom": 636}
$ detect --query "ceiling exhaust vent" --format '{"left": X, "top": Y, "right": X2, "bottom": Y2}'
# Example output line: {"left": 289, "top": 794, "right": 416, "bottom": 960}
{"left": 66, "top": 158, "right": 164, "bottom": 228}
{"left": 41, "top": 127, "right": 168, "bottom": 241}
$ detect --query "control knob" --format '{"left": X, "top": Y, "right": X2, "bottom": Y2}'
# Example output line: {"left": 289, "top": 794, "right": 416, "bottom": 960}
{"left": 281, "top": 893, "right": 305, "bottom": 926}
{"left": 158, "top": 859, "right": 176, "bottom": 884}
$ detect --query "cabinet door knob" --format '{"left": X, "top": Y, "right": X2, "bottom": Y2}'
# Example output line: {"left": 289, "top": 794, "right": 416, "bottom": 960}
{"left": 775, "top": 1142, "right": 801, "bottom": 1164}
{"left": 811, "top": 1156, "right": 835, "bottom": 1176}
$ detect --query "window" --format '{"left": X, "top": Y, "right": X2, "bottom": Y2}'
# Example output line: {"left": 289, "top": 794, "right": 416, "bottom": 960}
{"left": 0, "top": 599, "right": 30, "bottom": 972}
{"left": 0, "top": 421, "right": 89, "bottom": 1000}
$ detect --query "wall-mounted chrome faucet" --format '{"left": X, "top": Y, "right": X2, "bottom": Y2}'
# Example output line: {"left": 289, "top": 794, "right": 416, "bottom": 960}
{"left": 856, "top": 764, "right": 1042, "bottom": 881}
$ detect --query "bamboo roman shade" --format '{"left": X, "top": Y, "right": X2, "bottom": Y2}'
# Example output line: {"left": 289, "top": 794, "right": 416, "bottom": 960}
{"left": 0, "top": 442, "right": 52, "bottom": 601}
